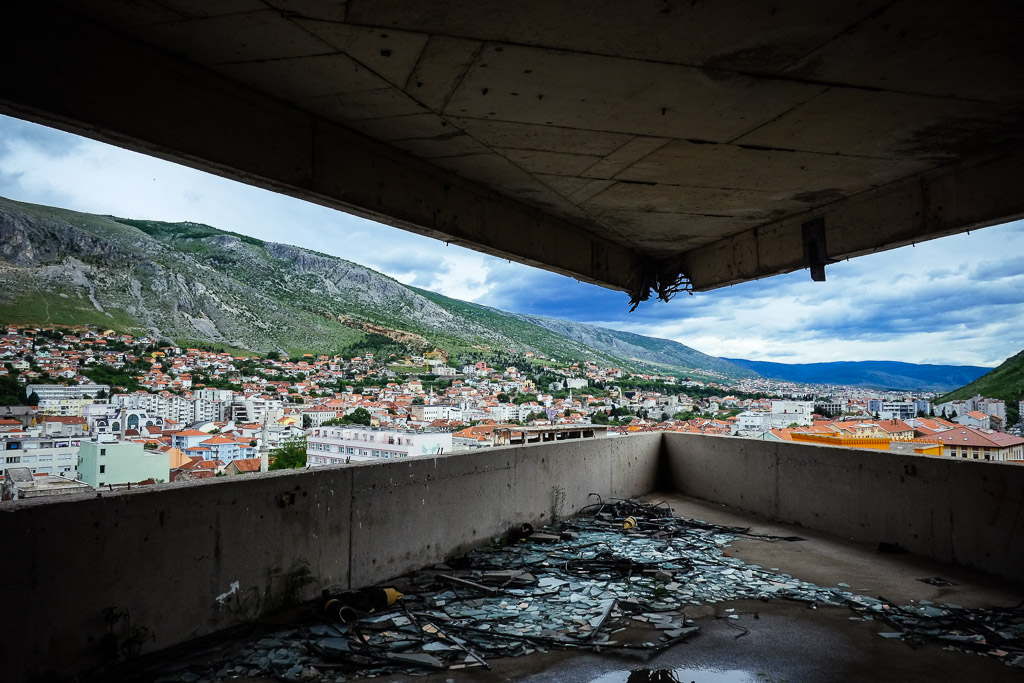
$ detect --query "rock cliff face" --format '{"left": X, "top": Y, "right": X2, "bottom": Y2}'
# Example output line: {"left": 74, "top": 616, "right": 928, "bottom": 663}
{"left": 0, "top": 196, "right": 752, "bottom": 378}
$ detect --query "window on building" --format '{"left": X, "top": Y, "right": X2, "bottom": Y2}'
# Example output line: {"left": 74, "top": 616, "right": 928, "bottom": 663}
{"left": 100, "top": 448, "right": 106, "bottom": 456}
{"left": 99, "top": 465, "right": 105, "bottom": 474}
{"left": 6, "top": 456, "right": 20, "bottom": 464}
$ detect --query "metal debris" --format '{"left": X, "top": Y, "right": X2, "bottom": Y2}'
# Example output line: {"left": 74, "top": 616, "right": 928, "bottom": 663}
{"left": 149, "top": 498, "right": 1024, "bottom": 681}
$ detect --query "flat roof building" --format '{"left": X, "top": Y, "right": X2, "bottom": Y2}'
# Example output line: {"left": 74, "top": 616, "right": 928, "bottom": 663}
{"left": 306, "top": 426, "right": 453, "bottom": 466}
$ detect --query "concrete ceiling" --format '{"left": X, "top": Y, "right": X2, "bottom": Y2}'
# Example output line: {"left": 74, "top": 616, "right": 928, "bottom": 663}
{"left": 2, "top": 1, "right": 1024, "bottom": 305}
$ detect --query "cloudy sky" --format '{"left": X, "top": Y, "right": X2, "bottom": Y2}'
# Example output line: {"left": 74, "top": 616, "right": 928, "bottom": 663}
{"left": 1, "top": 114, "right": 1021, "bottom": 368}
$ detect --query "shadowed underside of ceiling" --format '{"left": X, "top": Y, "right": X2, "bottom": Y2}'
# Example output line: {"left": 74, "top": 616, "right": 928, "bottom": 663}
{"left": 2, "top": 1, "right": 1023, "bottom": 305}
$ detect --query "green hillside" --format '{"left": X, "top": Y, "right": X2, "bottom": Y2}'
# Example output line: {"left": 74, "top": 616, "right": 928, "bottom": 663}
{"left": 0, "top": 195, "right": 753, "bottom": 378}
{"left": 935, "top": 350, "right": 1024, "bottom": 425}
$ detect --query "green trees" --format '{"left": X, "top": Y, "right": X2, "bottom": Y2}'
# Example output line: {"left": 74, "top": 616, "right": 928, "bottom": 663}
{"left": 321, "top": 409, "right": 374, "bottom": 423}
{"left": 342, "top": 407, "right": 372, "bottom": 426}
{"left": 82, "top": 365, "right": 141, "bottom": 392}
{"left": 268, "top": 436, "right": 307, "bottom": 470}
{"left": 0, "top": 375, "right": 26, "bottom": 406}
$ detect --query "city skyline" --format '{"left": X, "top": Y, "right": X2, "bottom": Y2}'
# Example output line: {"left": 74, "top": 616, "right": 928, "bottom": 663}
{"left": 1, "top": 114, "right": 1021, "bottom": 368}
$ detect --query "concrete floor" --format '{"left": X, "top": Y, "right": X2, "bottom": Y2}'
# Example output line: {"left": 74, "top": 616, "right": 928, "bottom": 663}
{"left": 346, "top": 492, "right": 1024, "bottom": 683}
{"left": 121, "top": 492, "right": 1024, "bottom": 683}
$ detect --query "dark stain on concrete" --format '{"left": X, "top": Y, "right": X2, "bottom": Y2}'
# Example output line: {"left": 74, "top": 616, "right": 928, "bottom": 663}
{"left": 792, "top": 188, "right": 845, "bottom": 204}
{"left": 899, "top": 114, "right": 1024, "bottom": 160}
{"left": 704, "top": 43, "right": 800, "bottom": 76}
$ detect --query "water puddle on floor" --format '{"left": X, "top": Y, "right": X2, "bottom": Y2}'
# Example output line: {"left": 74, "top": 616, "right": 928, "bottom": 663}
{"left": 590, "top": 668, "right": 766, "bottom": 683}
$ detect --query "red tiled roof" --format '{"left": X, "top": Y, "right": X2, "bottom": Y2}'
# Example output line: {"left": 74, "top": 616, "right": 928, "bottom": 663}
{"left": 201, "top": 434, "right": 237, "bottom": 445}
{"left": 229, "top": 458, "right": 262, "bottom": 472}
{"left": 927, "top": 427, "right": 1024, "bottom": 449}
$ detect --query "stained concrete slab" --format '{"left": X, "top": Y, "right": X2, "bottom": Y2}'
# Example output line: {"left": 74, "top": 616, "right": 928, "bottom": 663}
{"left": 339, "top": 492, "right": 1024, "bottom": 682}
{"left": 121, "top": 491, "right": 1023, "bottom": 683}
{"left": 11, "top": 2, "right": 1024, "bottom": 296}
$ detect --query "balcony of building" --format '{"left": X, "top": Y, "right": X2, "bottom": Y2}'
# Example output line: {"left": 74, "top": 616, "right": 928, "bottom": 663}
{"left": 1, "top": 3, "right": 1023, "bottom": 680}
{"left": 2, "top": 432, "right": 1022, "bottom": 681}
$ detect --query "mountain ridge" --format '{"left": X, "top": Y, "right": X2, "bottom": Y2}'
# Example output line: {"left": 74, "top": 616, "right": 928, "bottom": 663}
{"left": 0, "top": 195, "right": 750, "bottom": 379}
{"left": 723, "top": 357, "right": 991, "bottom": 392}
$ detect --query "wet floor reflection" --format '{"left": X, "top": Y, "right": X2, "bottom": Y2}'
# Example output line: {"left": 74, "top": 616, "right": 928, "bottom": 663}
{"left": 591, "top": 667, "right": 765, "bottom": 683}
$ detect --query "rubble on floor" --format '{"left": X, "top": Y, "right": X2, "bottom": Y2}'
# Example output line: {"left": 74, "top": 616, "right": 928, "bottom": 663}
{"left": 152, "top": 498, "right": 1024, "bottom": 682}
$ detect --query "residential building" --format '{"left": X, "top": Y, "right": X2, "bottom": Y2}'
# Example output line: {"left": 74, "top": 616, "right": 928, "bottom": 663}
{"left": 306, "top": 426, "right": 453, "bottom": 466}
{"left": 77, "top": 439, "right": 170, "bottom": 487}
{"left": 181, "top": 434, "right": 257, "bottom": 463}
{"left": 922, "top": 426, "right": 1024, "bottom": 461}
{"left": 955, "top": 410, "right": 992, "bottom": 430}
{"left": 301, "top": 406, "right": 339, "bottom": 427}
{"left": 231, "top": 397, "right": 283, "bottom": 424}
{"left": 410, "top": 403, "right": 462, "bottom": 422}
{"left": 113, "top": 392, "right": 230, "bottom": 424}
{"left": 876, "top": 420, "right": 915, "bottom": 441}
{"left": 934, "top": 395, "right": 1006, "bottom": 422}
{"left": 1, "top": 436, "right": 81, "bottom": 477}
{"left": 867, "top": 400, "right": 917, "bottom": 420}
{"left": 224, "top": 458, "right": 262, "bottom": 475}
{"left": 171, "top": 429, "right": 217, "bottom": 451}
{"left": 814, "top": 400, "right": 846, "bottom": 416}
{"left": 770, "top": 400, "right": 814, "bottom": 425}
{"left": 733, "top": 401, "right": 814, "bottom": 435}
{"left": 25, "top": 384, "right": 109, "bottom": 401}
{"left": 36, "top": 415, "right": 88, "bottom": 437}
{"left": 36, "top": 397, "right": 102, "bottom": 417}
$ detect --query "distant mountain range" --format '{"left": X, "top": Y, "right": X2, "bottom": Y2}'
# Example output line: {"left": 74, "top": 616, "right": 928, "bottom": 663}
{"left": 723, "top": 358, "right": 991, "bottom": 392}
{"left": 0, "top": 196, "right": 752, "bottom": 380}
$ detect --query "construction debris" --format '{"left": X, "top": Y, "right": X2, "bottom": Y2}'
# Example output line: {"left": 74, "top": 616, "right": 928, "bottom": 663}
{"left": 147, "top": 498, "right": 1024, "bottom": 681}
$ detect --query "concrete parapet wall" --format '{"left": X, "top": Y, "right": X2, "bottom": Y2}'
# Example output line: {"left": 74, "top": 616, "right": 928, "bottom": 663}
{"left": 0, "top": 434, "right": 660, "bottom": 681}
{"left": 664, "top": 433, "right": 1024, "bottom": 581}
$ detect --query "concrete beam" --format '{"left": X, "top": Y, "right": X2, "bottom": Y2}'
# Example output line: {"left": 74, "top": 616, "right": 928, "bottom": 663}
{"left": 0, "top": 3, "right": 643, "bottom": 294}
{"left": 673, "top": 147, "right": 1024, "bottom": 290}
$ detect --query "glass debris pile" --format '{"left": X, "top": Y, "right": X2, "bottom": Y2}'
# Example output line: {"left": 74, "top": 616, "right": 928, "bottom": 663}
{"left": 153, "top": 498, "right": 1024, "bottom": 682}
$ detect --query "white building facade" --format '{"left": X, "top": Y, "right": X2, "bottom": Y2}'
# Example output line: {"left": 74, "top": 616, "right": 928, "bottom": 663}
{"left": 2, "top": 436, "right": 81, "bottom": 477}
{"left": 306, "top": 426, "right": 453, "bottom": 466}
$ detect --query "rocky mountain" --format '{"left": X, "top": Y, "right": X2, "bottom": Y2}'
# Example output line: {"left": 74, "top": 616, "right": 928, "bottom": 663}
{"left": 0, "top": 196, "right": 752, "bottom": 379}
{"left": 723, "top": 358, "right": 990, "bottom": 392}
